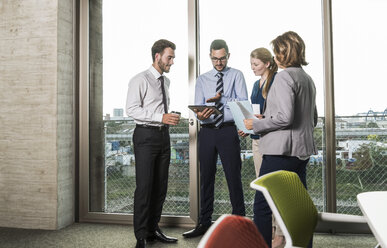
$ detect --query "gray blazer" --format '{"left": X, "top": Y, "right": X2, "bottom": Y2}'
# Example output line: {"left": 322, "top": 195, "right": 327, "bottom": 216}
{"left": 253, "top": 67, "right": 317, "bottom": 157}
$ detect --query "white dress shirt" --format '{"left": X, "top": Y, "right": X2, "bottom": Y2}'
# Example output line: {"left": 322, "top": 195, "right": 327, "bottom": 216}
{"left": 125, "top": 66, "right": 170, "bottom": 126}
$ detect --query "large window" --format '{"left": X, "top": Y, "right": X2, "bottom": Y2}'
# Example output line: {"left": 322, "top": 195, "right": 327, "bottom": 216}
{"left": 81, "top": 0, "right": 386, "bottom": 223}
{"left": 102, "top": 1, "right": 189, "bottom": 118}
{"left": 199, "top": 0, "right": 324, "bottom": 113}
{"left": 88, "top": 0, "right": 190, "bottom": 216}
{"left": 199, "top": 0, "right": 325, "bottom": 216}
{"left": 332, "top": 0, "right": 387, "bottom": 214}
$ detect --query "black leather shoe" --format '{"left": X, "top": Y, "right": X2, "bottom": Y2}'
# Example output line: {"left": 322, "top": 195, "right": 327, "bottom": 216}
{"left": 146, "top": 229, "right": 178, "bottom": 243}
{"left": 136, "top": 238, "right": 146, "bottom": 248}
{"left": 182, "top": 223, "right": 212, "bottom": 238}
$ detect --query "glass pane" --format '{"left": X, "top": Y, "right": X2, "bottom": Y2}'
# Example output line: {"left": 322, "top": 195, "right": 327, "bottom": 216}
{"left": 199, "top": 0, "right": 324, "bottom": 217}
{"left": 332, "top": 0, "right": 387, "bottom": 215}
{"left": 89, "top": 0, "right": 190, "bottom": 215}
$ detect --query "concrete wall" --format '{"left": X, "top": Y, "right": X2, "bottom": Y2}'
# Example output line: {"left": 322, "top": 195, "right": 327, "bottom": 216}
{"left": 57, "top": 0, "right": 75, "bottom": 229}
{"left": 0, "top": 0, "right": 74, "bottom": 230}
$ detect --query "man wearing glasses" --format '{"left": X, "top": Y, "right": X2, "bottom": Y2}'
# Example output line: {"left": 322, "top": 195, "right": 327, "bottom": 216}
{"left": 183, "top": 39, "right": 248, "bottom": 238}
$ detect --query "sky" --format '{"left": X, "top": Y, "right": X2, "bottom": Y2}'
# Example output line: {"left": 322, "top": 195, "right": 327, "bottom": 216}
{"left": 102, "top": 0, "right": 387, "bottom": 118}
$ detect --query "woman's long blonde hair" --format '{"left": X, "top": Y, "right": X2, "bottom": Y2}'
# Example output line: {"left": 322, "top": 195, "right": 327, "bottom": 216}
{"left": 250, "top": 47, "right": 278, "bottom": 99}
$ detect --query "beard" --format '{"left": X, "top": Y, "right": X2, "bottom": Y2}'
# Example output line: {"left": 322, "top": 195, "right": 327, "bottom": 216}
{"left": 213, "top": 62, "right": 227, "bottom": 72}
{"left": 158, "top": 60, "right": 171, "bottom": 73}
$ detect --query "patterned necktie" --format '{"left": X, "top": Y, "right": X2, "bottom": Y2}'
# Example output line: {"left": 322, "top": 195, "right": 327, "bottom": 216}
{"left": 213, "top": 72, "right": 224, "bottom": 127}
{"left": 159, "top": 76, "right": 168, "bottom": 114}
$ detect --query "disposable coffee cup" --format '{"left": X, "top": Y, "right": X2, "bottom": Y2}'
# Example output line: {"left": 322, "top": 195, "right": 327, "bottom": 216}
{"left": 171, "top": 111, "right": 181, "bottom": 117}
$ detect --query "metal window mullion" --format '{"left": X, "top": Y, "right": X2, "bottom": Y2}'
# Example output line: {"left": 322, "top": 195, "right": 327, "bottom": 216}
{"left": 321, "top": 0, "right": 337, "bottom": 213}
{"left": 188, "top": 0, "right": 200, "bottom": 224}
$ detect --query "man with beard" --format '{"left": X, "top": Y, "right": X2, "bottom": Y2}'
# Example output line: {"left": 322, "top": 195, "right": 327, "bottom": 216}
{"left": 126, "top": 39, "right": 180, "bottom": 248}
{"left": 183, "top": 39, "right": 247, "bottom": 238}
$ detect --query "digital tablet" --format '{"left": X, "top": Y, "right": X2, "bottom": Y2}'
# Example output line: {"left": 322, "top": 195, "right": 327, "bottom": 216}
{"left": 188, "top": 105, "right": 221, "bottom": 115}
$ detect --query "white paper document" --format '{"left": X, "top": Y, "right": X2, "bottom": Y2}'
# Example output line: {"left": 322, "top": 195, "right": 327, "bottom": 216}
{"left": 252, "top": 104, "right": 260, "bottom": 115}
{"left": 228, "top": 101, "right": 257, "bottom": 134}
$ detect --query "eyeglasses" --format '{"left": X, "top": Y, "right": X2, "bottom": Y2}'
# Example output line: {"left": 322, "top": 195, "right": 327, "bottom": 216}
{"left": 211, "top": 56, "right": 228, "bottom": 62}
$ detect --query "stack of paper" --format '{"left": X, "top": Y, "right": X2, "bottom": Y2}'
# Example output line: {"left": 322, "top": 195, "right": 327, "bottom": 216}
{"left": 228, "top": 101, "right": 257, "bottom": 134}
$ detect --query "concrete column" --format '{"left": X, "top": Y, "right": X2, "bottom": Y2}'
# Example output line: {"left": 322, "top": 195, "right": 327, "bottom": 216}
{"left": 0, "top": 0, "right": 75, "bottom": 230}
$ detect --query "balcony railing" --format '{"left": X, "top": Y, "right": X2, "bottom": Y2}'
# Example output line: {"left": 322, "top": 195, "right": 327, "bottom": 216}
{"left": 102, "top": 116, "right": 387, "bottom": 217}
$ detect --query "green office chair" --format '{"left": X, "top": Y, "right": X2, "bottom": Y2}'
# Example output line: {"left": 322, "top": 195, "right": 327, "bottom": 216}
{"left": 250, "top": 170, "right": 318, "bottom": 248}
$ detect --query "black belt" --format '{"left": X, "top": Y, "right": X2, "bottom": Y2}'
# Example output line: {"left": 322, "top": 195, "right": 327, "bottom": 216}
{"left": 201, "top": 122, "right": 235, "bottom": 129}
{"left": 136, "top": 124, "right": 168, "bottom": 131}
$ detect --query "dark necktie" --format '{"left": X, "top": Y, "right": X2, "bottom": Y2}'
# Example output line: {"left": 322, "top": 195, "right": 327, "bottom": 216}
{"left": 214, "top": 72, "right": 224, "bottom": 127}
{"left": 159, "top": 76, "right": 168, "bottom": 114}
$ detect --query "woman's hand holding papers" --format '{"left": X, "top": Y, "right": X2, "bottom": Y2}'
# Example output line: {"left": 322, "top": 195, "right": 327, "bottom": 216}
{"left": 243, "top": 119, "right": 253, "bottom": 130}
{"left": 244, "top": 114, "right": 264, "bottom": 130}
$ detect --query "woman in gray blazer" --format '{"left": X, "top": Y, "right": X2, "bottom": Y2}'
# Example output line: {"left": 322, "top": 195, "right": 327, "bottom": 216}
{"left": 244, "top": 31, "right": 317, "bottom": 247}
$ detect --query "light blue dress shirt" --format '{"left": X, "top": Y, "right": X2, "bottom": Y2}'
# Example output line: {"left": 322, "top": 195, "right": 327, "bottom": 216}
{"left": 195, "top": 67, "right": 248, "bottom": 124}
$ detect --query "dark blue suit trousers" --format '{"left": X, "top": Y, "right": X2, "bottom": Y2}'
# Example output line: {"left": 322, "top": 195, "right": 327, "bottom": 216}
{"left": 198, "top": 125, "right": 246, "bottom": 225}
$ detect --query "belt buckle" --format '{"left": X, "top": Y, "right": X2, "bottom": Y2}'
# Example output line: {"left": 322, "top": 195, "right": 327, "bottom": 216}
{"left": 158, "top": 125, "right": 167, "bottom": 131}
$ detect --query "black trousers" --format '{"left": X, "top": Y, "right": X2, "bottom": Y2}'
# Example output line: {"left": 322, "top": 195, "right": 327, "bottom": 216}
{"left": 133, "top": 126, "right": 170, "bottom": 239}
{"left": 198, "top": 125, "right": 246, "bottom": 225}
{"left": 253, "top": 155, "right": 311, "bottom": 248}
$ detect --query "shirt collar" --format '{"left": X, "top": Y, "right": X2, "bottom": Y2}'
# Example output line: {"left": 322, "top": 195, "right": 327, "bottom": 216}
{"left": 212, "top": 66, "right": 230, "bottom": 77}
{"left": 149, "top": 65, "right": 162, "bottom": 79}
